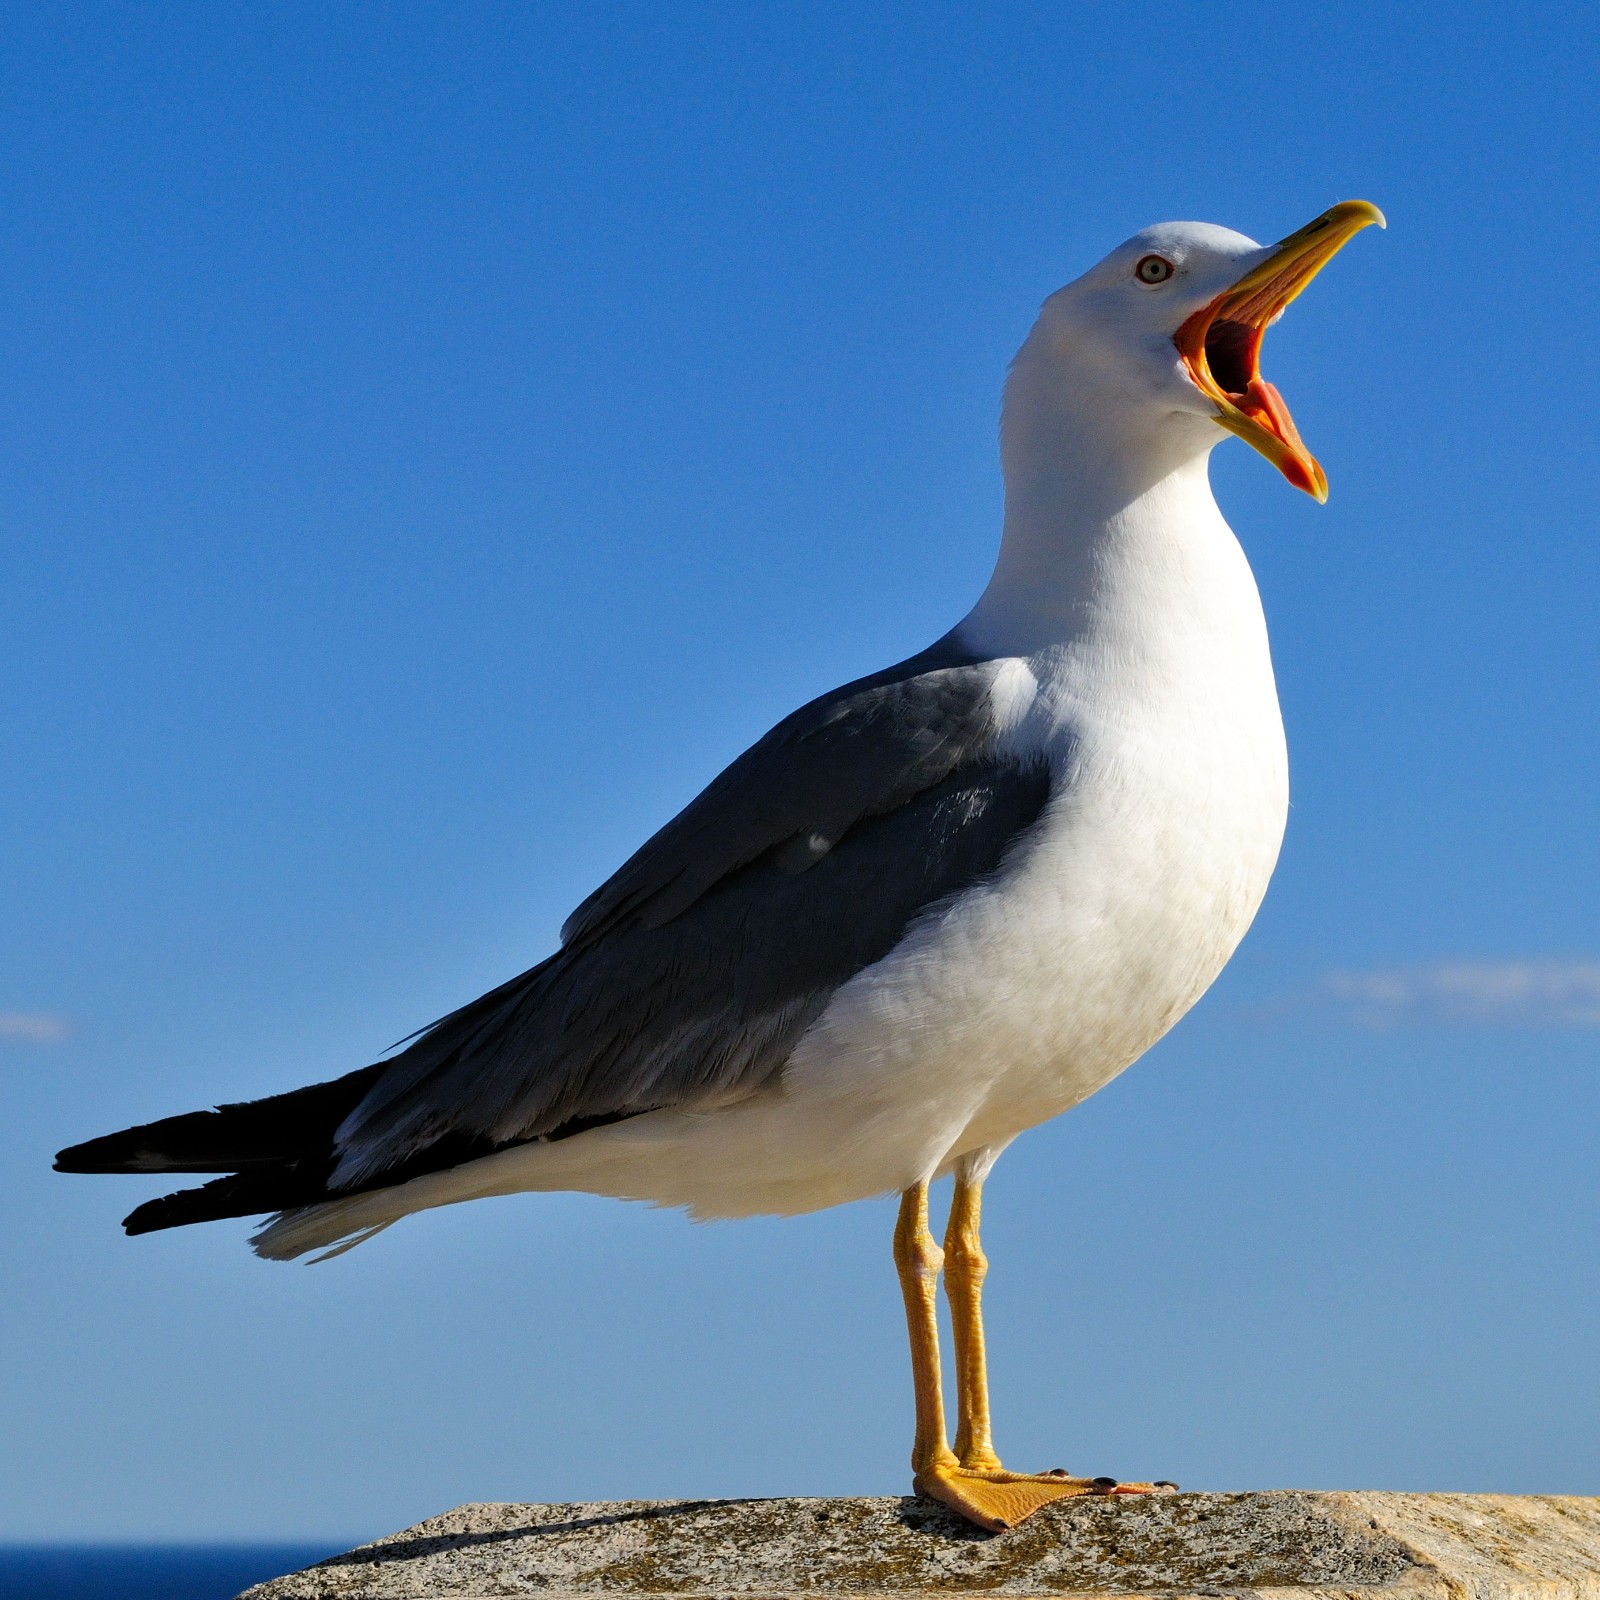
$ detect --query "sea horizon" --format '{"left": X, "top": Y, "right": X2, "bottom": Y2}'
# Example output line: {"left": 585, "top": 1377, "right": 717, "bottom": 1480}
{"left": 0, "top": 1541, "right": 346, "bottom": 1600}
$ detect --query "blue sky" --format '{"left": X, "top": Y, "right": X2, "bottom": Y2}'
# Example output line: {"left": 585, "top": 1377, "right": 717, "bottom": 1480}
{"left": 5, "top": 1, "right": 1598, "bottom": 1542}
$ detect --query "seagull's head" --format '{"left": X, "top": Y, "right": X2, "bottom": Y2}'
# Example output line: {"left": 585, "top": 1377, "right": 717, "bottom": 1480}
{"left": 1019, "top": 200, "right": 1384, "bottom": 503}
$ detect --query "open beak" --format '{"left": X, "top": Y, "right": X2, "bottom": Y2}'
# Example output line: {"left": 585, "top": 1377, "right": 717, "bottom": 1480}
{"left": 1175, "top": 199, "right": 1384, "bottom": 502}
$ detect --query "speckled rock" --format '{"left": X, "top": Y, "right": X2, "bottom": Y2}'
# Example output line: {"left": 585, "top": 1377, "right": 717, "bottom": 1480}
{"left": 238, "top": 1492, "right": 1600, "bottom": 1599}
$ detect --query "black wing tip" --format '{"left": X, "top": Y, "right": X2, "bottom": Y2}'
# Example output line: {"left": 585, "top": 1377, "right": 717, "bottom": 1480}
{"left": 53, "top": 1064, "right": 391, "bottom": 1181}
{"left": 53, "top": 1125, "right": 225, "bottom": 1175}
{"left": 54, "top": 1110, "right": 236, "bottom": 1175}
{"left": 55, "top": 1135, "right": 140, "bottom": 1174}
{"left": 122, "top": 1193, "right": 193, "bottom": 1235}
{"left": 119, "top": 1172, "right": 294, "bottom": 1235}
{"left": 121, "top": 1201, "right": 167, "bottom": 1235}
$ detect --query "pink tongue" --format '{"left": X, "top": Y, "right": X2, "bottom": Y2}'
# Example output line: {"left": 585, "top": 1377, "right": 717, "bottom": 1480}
{"left": 1237, "top": 376, "right": 1318, "bottom": 494}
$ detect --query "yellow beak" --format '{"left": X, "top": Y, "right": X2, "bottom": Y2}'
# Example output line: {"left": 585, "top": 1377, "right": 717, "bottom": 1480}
{"left": 1175, "top": 199, "right": 1385, "bottom": 503}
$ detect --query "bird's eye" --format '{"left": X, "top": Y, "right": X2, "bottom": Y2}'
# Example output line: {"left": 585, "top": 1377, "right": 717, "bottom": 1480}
{"left": 1135, "top": 255, "right": 1175, "bottom": 284}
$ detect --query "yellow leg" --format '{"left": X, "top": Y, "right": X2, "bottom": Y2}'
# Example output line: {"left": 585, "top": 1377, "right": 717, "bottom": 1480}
{"left": 900, "top": 1166, "right": 1177, "bottom": 1533}
{"left": 945, "top": 1168, "right": 1002, "bottom": 1471}
{"left": 893, "top": 1183, "right": 958, "bottom": 1479}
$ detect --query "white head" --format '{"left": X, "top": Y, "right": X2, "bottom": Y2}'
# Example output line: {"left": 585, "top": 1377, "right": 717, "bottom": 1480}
{"left": 1005, "top": 201, "right": 1384, "bottom": 507}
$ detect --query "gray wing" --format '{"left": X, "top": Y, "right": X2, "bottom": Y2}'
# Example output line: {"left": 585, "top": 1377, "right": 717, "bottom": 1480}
{"left": 559, "top": 638, "right": 1012, "bottom": 945}
{"left": 330, "top": 638, "right": 1053, "bottom": 1189}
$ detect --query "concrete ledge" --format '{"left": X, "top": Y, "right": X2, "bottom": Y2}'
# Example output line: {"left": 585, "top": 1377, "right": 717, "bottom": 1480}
{"left": 239, "top": 1492, "right": 1600, "bottom": 1599}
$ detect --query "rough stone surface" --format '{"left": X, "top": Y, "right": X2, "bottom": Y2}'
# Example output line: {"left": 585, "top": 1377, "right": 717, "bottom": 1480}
{"left": 239, "top": 1492, "right": 1600, "bottom": 1600}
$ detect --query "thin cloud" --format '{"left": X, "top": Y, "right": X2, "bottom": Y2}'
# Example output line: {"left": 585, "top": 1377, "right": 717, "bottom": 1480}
{"left": 1323, "top": 960, "right": 1600, "bottom": 1029}
{"left": 0, "top": 1012, "right": 72, "bottom": 1044}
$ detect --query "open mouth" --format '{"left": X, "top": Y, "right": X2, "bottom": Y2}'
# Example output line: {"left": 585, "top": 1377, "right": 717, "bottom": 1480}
{"left": 1175, "top": 200, "right": 1384, "bottom": 502}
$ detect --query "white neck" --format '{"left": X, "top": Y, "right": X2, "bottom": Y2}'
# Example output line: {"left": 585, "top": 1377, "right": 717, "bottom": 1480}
{"left": 960, "top": 331, "right": 1235, "bottom": 660}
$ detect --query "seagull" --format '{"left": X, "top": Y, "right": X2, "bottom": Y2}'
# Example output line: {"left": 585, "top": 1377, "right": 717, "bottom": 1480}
{"left": 57, "top": 200, "right": 1383, "bottom": 1532}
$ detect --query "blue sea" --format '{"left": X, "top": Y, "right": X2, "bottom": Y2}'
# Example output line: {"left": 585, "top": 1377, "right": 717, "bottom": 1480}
{"left": 0, "top": 1545, "right": 340, "bottom": 1599}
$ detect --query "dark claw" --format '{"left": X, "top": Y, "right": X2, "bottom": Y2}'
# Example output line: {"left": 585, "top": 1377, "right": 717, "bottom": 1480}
{"left": 1091, "top": 1476, "right": 1119, "bottom": 1490}
{"left": 1045, "top": 1468, "right": 1071, "bottom": 1477}
{"left": 1153, "top": 1480, "right": 1179, "bottom": 1492}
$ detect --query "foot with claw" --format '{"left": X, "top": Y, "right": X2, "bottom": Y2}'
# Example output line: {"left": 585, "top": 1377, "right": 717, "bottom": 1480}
{"left": 915, "top": 1461, "right": 1178, "bottom": 1532}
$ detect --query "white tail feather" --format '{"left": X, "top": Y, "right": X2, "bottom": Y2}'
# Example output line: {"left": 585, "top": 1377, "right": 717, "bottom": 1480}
{"left": 251, "top": 1193, "right": 407, "bottom": 1261}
